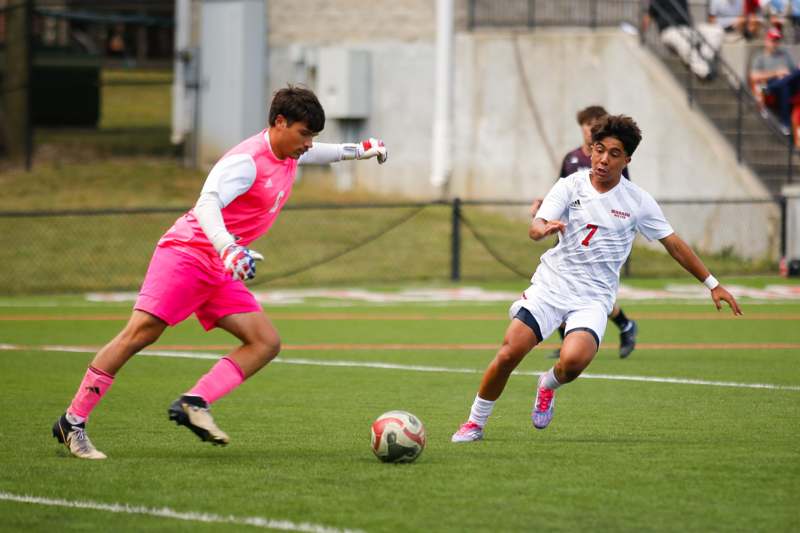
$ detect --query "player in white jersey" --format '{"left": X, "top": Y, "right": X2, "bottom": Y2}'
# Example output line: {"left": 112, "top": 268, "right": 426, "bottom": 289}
{"left": 548, "top": 105, "right": 637, "bottom": 360}
{"left": 452, "top": 115, "right": 741, "bottom": 442}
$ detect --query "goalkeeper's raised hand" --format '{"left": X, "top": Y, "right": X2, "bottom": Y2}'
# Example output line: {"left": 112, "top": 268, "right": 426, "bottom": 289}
{"left": 340, "top": 138, "right": 387, "bottom": 164}
{"left": 220, "top": 244, "right": 264, "bottom": 281}
{"left": 356, "top": 138, "right": 388, "bottom": 164}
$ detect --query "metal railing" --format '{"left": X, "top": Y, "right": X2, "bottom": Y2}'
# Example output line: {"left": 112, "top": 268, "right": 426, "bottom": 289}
{"left": 467, "top": 0, "right": 644, "bottom": 29}
{"left": 643, "top": 0, "right": 796, "bottom": 191}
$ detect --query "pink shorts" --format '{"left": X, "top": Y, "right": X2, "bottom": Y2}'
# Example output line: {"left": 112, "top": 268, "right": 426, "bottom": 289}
{"left": 135, "top": 245, "right": 262, "bottom": 331}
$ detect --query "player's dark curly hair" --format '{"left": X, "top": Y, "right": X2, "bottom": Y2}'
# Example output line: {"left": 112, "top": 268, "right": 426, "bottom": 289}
{"left": 591, "top": 114, "right": 642, "bottom": 156}
{"left": 576, "top": 105, "right": 608, "bottom": 125}
{"left": 268, "top": 85, "right": 325, "bottom": 133}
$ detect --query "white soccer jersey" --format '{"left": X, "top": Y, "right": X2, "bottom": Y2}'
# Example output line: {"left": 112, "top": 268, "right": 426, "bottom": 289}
{"left": 533, "top": 169, "right": 674, "bottom": 313}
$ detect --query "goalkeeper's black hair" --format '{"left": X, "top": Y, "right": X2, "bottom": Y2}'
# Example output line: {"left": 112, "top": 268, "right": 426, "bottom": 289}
{"left": 269, "top": 85, "right": 325, "bottom": 133}
{"left": 591, "top": 115, "right": 642, "bottom": 156}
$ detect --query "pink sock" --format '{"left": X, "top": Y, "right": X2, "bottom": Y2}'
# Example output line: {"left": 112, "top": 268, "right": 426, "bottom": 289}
{"left": 67, "top": 366, "right": 115, "bottom": 420}
{"left": 187, "top": 357, "right": 245, "bottom": 405}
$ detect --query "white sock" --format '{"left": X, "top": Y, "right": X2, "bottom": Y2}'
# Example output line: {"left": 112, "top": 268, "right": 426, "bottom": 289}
{"left": 467, "top": 395, "right": 495, "bottom": 428}
{"left": 540, "top": 368, "right": 563, "bottom": 390}
{"left": 65, "top": 412, "right": 86, "bottom": 425}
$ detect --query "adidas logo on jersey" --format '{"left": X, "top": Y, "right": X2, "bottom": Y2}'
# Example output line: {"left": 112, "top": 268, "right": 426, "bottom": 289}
{"left": 264, "top": 178, "right": 274, "bottom": 188}
{"left": 569, "top": 199, "right": 582, "bottom": 209}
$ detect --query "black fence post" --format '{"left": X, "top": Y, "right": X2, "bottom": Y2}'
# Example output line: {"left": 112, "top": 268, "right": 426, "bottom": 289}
{"left": 780, "top": 195, "right": 788, "bottom": 258}
{"left": 25, "top": 0, "right": 34, "bottom": 171}
{"left": 451, "top": 197, "right": 461, "bottom": 281}
{"left": 590, "top": 0, "right": 598, "bottom": 29}
{"left": 3, "top": 0, "right": 34, "bottom": 169}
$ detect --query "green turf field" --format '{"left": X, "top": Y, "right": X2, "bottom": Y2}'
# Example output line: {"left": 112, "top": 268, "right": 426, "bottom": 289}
{"left": 0, "top": 288, "right": 798, "bottom": 532}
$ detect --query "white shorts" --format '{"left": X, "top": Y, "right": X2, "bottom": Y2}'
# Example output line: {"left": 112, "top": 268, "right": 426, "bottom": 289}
{"left": 508, "top": 283, "right": 607, "bottom": 347}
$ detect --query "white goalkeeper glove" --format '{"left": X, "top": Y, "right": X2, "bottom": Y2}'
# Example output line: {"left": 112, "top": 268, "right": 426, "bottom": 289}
{"left": 220, "top": 243, "right": 264, "bottom": 281}
{"left": 343, "top": 138, "right": 388, "bottom": 164}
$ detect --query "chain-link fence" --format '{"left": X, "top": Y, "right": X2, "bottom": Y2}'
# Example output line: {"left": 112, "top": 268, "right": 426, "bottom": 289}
{"left": 0, "top": 197, "right": 783, "bottom": 295}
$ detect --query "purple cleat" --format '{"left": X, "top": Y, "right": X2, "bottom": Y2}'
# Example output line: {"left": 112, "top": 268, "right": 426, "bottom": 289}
{"left": 532, "top": 375, "right": 556, "bottom": 429}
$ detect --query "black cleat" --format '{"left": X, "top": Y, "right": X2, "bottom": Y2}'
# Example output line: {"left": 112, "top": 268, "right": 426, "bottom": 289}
{"left": 52, "top": 414, "right": 106, "bottom": 459}
{"left": 619, "top": 320, "right": 638, "bottom": 359}
{"left": 168, "top": 395, "right": 229, "bottom": 446}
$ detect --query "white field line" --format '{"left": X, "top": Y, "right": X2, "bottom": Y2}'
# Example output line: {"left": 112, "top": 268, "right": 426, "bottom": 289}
{"left": 3, "top": 344, "right": 798, "bottom": 392}
{"left": 0, "top": 492, "right": 363, "bottom": 533}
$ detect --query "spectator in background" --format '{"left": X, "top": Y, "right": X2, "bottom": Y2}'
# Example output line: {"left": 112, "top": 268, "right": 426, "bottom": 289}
{"left": 743, "top": 0, "right": 764, "bottom": 38}
{"left": 761, "top": 0, "right": 800, "bottom": 43}
{"left": 107, "top": 24, "right": 127, "bottom": 58}
{"left": 644, "top": 0, "right": 724, "bottom": 80}
{"left": 749, "top": 26, "right": 800, "bottom": 140}
{"left": 709, "top": 0, "right": 748, "bottom": 36}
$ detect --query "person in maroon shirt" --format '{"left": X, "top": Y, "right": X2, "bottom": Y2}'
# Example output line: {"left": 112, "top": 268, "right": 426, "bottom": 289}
{"left": 559, "top": 106, "right": 631, "bottom": 180}
{"left": 545, "top": 106, "right": 637, "bottom": 359}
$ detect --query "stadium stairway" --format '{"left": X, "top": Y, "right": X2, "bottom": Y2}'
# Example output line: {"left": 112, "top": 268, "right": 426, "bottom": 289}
{"left": 658, "top": 53, "right": 798, "bottom": 196}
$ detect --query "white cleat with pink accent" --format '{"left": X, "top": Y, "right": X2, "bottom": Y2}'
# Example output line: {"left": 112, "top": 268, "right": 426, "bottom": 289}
{"left": 451, "top": 421, "right": 484, "bottom": 443}
{"left": 532, "top": 375, "right": 556, "bottom": 429}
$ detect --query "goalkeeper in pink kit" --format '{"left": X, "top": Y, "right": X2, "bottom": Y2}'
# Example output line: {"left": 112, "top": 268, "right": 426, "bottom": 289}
{"left": 52, "top": 86, "right": 388, "bottom": 459}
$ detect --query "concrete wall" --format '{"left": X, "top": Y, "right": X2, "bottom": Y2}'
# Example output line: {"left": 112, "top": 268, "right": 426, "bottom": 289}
{"left": 269, "top": 28, "right": 777, "bottom": 257}
{"left": 449, "top": 29, "right": 779, "bottom": 259}
{"left": 198, "top": 3, "right": 777, "bottom": 259}
{"left": 451, "top": 30, "right": 771, "bottom": 200}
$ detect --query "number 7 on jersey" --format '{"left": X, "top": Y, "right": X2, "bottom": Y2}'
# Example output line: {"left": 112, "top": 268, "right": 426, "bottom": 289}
{"left": 581, "top": 224, "right": 599, "bottom": 246}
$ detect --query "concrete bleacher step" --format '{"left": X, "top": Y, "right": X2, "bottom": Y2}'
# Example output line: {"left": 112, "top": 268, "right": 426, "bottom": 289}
{"left": 721, "top": 136, "right": 794, "bottom": 160}
{"left": 656, "top": 46, "right": 795, "bottom": 194}
{"left": 713, "top": 115, "right": 781, "bottom": 131}
{"left": 741, "top": 148, "right": 799, "bottom": 164}
{"left": 747, "top": 176, "right": 795, "bottom": 195}
{"left": 696, "top": 101, "right": 756, "bottom": 119}
{"left": 721, "top": 129, "right": 792, "bottom": 142}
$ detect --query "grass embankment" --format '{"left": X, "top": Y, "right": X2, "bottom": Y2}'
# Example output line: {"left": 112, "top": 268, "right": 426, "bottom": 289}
{"left": 0, "top": 69, "right": 780, "bottom": 293}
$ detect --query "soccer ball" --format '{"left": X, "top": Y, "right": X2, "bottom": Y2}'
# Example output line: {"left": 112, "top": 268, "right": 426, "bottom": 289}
{"left": 370, "top": 410, "right": 426, "bottom": 463}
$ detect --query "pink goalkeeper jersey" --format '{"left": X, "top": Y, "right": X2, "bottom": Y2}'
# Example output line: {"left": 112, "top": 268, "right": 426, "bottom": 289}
{"left": 158, "top": 129, "right": 297, "bottom": 270}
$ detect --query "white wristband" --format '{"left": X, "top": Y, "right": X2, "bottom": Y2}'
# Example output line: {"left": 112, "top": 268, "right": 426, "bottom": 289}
{"left": 703, "top": 275, "right": 719, "bottom": 290}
